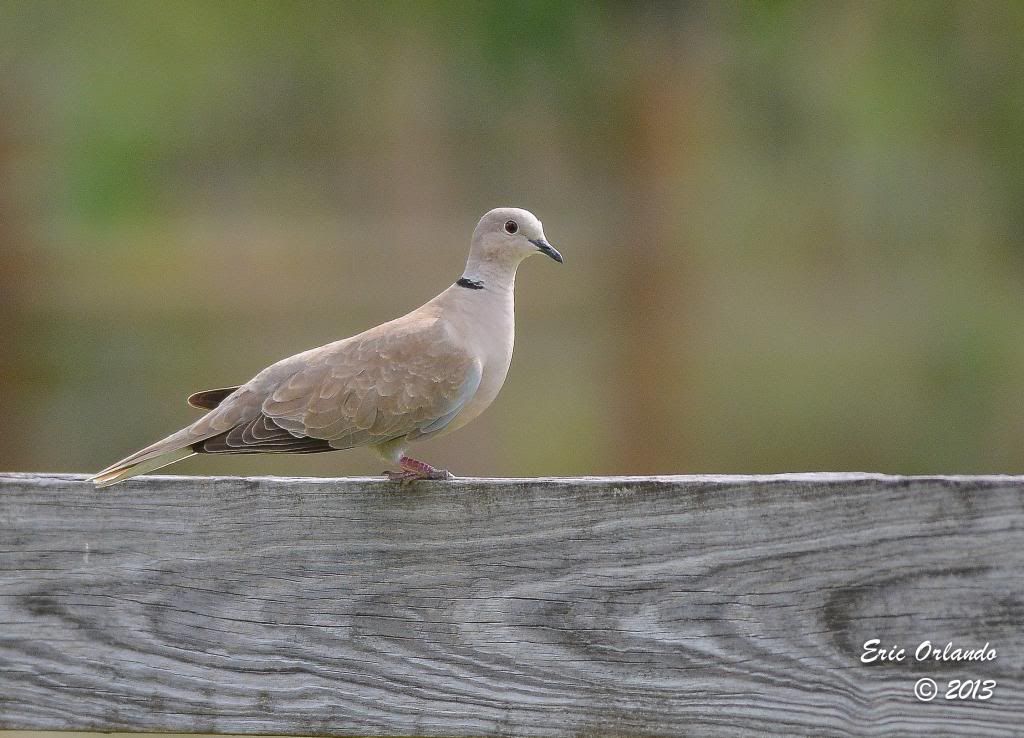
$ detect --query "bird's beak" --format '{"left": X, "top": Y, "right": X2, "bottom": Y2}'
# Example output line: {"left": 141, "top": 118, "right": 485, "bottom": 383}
{"left": 529, "top": 238, "right": 564, "bottom": 263}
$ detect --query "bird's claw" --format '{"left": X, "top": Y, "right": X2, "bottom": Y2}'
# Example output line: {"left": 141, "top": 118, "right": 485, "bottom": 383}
{"left": 383, "top": 455, "right": 455, "bottom": 483}
{"left": 383, "top": 467, "right": 455, "bottom": 483}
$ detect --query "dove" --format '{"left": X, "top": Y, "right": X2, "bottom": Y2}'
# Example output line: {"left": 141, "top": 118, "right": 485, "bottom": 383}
{"left": 89, "top": 207, "right": 562, "bottom": 488}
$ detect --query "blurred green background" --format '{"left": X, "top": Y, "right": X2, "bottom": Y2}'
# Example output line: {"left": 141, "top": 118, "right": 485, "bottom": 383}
{"left": 2, "top": 0, "right": 1024, "bottom": 478}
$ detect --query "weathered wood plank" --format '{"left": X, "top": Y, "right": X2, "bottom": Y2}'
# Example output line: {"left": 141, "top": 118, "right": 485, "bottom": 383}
{"left": 1, "top": 472, "right": 1022, "bottom": 737}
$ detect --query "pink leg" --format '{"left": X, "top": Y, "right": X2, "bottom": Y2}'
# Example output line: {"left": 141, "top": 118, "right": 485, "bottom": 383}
{"left": 384, "top": 455, "right": 454, "bottom": 482}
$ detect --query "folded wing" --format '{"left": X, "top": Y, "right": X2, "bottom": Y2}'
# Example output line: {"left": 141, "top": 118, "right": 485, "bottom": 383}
{"left": 195, "top": 316, "right": 482, "bottom": 454}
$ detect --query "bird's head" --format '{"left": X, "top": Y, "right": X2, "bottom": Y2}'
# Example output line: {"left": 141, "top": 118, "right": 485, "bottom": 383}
{"left": 470, "top": 207, "right": 563, "bottom": 267}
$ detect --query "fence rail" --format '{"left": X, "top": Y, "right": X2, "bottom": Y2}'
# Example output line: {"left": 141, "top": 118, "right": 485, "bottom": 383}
{"left": 1, "top": 472, "right": 1022, "bottom": 736}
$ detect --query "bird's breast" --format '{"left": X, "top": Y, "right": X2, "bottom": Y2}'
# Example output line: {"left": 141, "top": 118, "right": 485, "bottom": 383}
{"left": 442, "top": 300, "right": 515, "bottom": 435}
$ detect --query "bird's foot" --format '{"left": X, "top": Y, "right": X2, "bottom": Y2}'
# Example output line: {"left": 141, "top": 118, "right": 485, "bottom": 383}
{"left": 383, "top": 456, "right": 454, "bottom": 483}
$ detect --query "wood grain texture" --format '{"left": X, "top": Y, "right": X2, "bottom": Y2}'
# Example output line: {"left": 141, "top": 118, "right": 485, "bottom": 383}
{"left": 1, "top": 472, "right": 1022, "bottom": 737}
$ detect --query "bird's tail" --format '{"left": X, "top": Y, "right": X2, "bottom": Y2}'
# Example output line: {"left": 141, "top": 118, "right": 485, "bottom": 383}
{"left": 89, "top": 429, "right": 195, "bottom": 488}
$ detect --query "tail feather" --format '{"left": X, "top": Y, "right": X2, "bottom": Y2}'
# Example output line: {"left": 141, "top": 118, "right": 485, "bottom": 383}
{"left": 89, "top": 427, "right": 198, "bottom": 488}
{"left": 89, "top": 448, "right": 195, "bottom": 488}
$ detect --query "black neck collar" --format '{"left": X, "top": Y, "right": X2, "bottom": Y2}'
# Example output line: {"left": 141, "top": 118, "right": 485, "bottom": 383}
{"left": 456, "top": 277, "right": 484, "bottom": 290}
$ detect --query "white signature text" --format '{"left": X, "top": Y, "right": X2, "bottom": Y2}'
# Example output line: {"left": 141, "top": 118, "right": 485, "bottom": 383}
{"left": 861, "top": 639, "right": 997, "bottom": 664}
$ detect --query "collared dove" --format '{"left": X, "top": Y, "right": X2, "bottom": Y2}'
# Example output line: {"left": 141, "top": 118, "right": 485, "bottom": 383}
{"left": 90, "top": 207, "right": 562, "bottom": 488}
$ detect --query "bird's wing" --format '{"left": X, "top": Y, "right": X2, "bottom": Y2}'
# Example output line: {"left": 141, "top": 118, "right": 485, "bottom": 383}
{"left": 194, "top": 315, "right": 482, "bottom": 454}
{"left": 187, "top": 386, "right": 241, "bottom": 409}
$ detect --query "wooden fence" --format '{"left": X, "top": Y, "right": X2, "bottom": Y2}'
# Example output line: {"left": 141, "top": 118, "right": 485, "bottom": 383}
{"left": 1, "top": 472, "right": 1022, "bottom": 736}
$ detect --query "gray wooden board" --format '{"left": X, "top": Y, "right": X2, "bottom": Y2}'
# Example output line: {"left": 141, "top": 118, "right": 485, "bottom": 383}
{"left": 0, "top": 472, "right": 1022, "bottom": 737}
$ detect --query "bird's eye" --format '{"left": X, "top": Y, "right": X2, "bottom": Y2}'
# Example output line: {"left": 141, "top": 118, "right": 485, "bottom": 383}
{"left": 504, "top": 220, "right": 518, "bottom": 234}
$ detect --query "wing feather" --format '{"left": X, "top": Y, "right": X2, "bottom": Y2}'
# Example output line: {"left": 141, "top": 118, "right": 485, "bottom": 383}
{"left": 260, "top": 317, "right": 481, "bottom": 449}
{"left": 187, "top": 386, "right": 241, "bottom": 410}
{"left": 186, "top": 315, "right": 481, "bottom": 455}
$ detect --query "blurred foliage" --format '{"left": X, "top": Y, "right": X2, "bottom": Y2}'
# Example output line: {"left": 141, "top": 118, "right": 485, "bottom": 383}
{"left": 2, "top": 0, "right": 1024, "bottom": 477}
